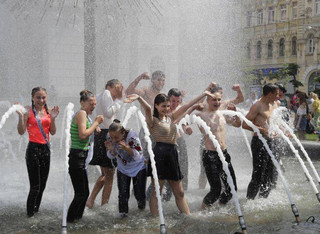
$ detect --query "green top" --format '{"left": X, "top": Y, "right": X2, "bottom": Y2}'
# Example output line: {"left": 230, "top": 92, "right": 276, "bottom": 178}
{"left": 70, "top": 116, "right": 91, "bottom": 150}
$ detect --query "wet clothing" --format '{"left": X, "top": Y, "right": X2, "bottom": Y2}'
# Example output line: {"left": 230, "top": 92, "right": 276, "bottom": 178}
{"left": 247, "top": 136, "right": 280, "bottom": 199}
{"left": 107, "top": 129, "right": 145, "bottom": 177}
{"left": 107, "top": 129, "right": 146, "bottom": 214}
{"left": 70, "top": 117, "right": 91, "bottom": 150}
{"left": 149, "top": 115, "right": 178, "bottom": 145}
{"left": 147, "top": 142, "right": 183, "bottom": 181}
{"left": 26, "top": 142, "right": 50, "bottom": 217}
{"left": 25, "top": 107, "right": 52, "bottom": 217}
{"left": 89, "top": 129, "right": 117, "bottom": 168}
{"left": 117, "top": 168, "right": 146, "bottom": 214}
{"left": 202, "top": 149, "right": 237, "bottom": 206}
{"left": 67, "top": 149, "right": 89, "bottom": 222}
{"left": 67, "top": 114, "right": 91, "bottom": 223}
{"left": 27, "top": 108, "right": 51, "bottom": 144}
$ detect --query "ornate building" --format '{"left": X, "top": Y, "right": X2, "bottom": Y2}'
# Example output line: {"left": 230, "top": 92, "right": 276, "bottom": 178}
{"left": 243, "top": 0, "right": 320, "bottom": 94}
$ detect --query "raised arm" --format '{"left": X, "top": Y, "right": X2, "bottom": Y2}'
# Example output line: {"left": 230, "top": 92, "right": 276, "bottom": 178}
{"left": 172, "top": 91, "right": 213, "bottom": 121}
{"left": 125, "top": 72, "right": 150, "bottom": 96}
{"left": 49, "top": 106, "right": 59, "bottom": 135}
{"left": 229, "top": 84, "right": 244, "bottom": 105}
{"left": 124, "top": 94, "right": 153, "bottom": 127}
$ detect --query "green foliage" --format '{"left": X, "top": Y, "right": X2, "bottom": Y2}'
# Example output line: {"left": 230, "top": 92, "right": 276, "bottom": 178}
{"left": 269, "top": 63, "right": 302, "bottom": 89}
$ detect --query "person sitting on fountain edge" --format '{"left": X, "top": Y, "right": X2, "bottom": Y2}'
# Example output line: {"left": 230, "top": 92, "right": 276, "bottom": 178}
{"left": 241, "top": 83, "right": 281, "bottom": 199}
{"left": 195, "top": 87, "right": 241, "bottom": 209}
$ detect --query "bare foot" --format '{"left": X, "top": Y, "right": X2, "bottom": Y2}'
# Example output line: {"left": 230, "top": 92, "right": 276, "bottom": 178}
{"left": 86, "top": 200, "right": 93, "bottom": 209}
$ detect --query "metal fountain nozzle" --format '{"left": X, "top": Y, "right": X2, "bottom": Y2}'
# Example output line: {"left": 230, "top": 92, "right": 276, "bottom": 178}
{"left": 291, "top": 204, "right": 301, "bottom": 223}
{"left": 160, "top": 224, "right": 167, "bottom": 234}
{"left": 61, "top": 226, "right": 67, "bottom": 234}
{"left": 238, "top": 216, "right": 247, "bottom": 233}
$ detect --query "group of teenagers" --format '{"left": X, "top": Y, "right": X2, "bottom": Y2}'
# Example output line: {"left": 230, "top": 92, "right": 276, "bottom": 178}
{"left": 16, "top": 70, "right": 286, "bottom": 223}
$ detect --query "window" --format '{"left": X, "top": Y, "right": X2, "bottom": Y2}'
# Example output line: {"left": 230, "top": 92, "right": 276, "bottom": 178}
{"left": 257, "top": 41, "right": 262, "bottom": 59}
{"left": 268, "top": 7, "right": 275, "bottom": 23}
{"left": 292, "top": 2, "right": 298, "bottom": 19}
{"left": 257, "top": 10, "right": 263, "bottom": 25}
{"left": 280, "top": 4, "right": 286, "bottom": 21}
{"left": 247, "top": 42, "right": 251, "bottom": 59}
{"left": 292, "top": 37, "right": 297, "bottom": 55}
{"left": 246, "top": 11, "right": 252, "bottom": 27}
{"left": 316, "top": 0, "right": 320, "bottom": 15}
{"left": 308, "top": 36, "right": 314, "bottom": 54}
{"left": 279, "top": 38, "right": 285, "bottom": 57}
{"left": 268, "top": 40, "right": 273, "bottom": 58}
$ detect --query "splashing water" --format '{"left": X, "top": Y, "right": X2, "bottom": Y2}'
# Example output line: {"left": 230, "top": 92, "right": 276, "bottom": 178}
{"left": 59, "top": 105, "right": 68, "bottom": 150}
{"left": 122, "top": 105, "right": 139, "bottom": 128}
{"left": 0, "top": 104, "right": 26, "bottom": 130}
{"left": 61, "top": 102, "right": 74, "bottom": 233}
{"left": 177, "top": 114, "right": 247, "bottom": 232}
{"left": 272, "top": 108, "right": 320, "bottom": 186}
{"left": 219, "top": 110, "right": 301, "bottom": 222}
{"left": 136, "top": 110, "right": 166, "bottom": 232}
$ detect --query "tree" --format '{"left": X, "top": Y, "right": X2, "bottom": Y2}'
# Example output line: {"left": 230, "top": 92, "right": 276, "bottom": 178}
{"left": 269, "top": 63, "right": 303, "bottom": 91}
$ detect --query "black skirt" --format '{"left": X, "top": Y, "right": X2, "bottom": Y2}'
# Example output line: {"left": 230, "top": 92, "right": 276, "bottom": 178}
{"left": 147, "top": 142, "right": 183, "bottom": 181}
{"left": 89, "top": 129, "right": 117, "bottom": 168}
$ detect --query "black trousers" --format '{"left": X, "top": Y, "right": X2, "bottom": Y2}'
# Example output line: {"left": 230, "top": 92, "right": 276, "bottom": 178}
{"left": 25, "top": 142, "right": 50, "bottom": 217}
{"left": 247, "top": 136, "right": 279, "bottom": 199}
{"left": 202, "top": 149, "right": 237, "bottom": 206}
{"left": 117, "top": 168, "right": 146, "bottom": 214}
{"left": 67, "top": 149, "right": 89, "bottom": 222}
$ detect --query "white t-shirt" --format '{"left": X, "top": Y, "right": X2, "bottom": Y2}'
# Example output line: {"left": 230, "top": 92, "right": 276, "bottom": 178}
{"left": 92, "top": 90, "right": 121, "bottom": 129}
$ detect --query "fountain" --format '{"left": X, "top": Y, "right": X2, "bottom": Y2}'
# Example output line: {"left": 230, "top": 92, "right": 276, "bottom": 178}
{"left": 1, "top": 0, "right": 320, "bottom": 233}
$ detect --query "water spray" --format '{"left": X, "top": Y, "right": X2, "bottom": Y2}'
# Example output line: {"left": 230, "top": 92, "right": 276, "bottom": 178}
{"left": 220, "top": 110, "right": 301, "bottom": 223}
{"left": 178, "top": 114, "right": 247, "bottom": 234}
{"left": 0, "top": 104, "right": 26, "bottom": 130}
{"left": 61, "top": 102, "right": 74, "bottom": 234}
{"left": 122, "top": 107, "right": 166, "bottom": 233}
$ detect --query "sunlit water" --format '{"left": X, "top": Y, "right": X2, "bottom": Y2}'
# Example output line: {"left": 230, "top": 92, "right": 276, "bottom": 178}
{"left": 1, "top": 122, "right": 320, "bottom": 233}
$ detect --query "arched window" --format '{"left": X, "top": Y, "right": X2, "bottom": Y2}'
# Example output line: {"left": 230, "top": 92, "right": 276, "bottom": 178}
{"left": 247, "top": 42, "right": 251, "bottom": 59}
{"left": 308, "top": 35, "right": 314, "bottom": 54}
{"left": 292, "top": 37, "right": 297, "bottom": 55}
{"left": 308, "top": 71, "right": 320, "bottom": 94}
{"left": 267, "top": 40, "right": 273, "bottom": 58}
{"left": 279, "top": 38, "right": 285, "bottom": 57}
{"left": 257, "top": 41, "right": 262, "bottom": 59}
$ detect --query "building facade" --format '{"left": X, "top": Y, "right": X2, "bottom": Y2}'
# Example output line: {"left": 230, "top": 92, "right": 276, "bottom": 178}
{"left": 243, "top": 0, "right": 320, "bottom": 94}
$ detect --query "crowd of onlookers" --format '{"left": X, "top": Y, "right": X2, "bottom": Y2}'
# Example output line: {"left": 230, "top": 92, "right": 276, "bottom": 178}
{"left": 246, "top": 86, "right": 320, "bottom": 141}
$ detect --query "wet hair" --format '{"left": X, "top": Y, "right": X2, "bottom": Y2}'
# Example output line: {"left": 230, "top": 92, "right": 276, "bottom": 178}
{"left": 168, "top": 88, "right": 181, "bottom": 97}
{"left": 276, "top": 83, "right": 287, "bottom": 93}
{"left": 80, "top": 89, "right": 94, "bottom": 102}
{"left": 109, "top": 119, "right": 129, "bottom": 136}
{"left": 153, "top": 93, "right": 170, "bottom": 118}
{"left": 262, "top": 83, "right": 279, "bottom": 96}
{"left": 105, "top": 79, "right": 121, "bottom": 89}
{"left": 152, "top": 70, "right": 166, "bottom": 80}
{"left": 31, "top": 87, "right": 49, "bottom": 114}
{"left": 209, "top": 87, "right": 220, "bottom": 94}
{"left": 215, "top": 84, "right": 223, "bottom": 91}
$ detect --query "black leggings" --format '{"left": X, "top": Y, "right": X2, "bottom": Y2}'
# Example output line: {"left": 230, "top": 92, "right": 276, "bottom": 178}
{"left": 25, "top": 142, "right": 50, "bottom": 217}
{"left": 67, "top": 149, "right": 89, "bottom": 222}
{"left": 247, "top": 136, "right": 279, "bottom": 199}
{"left": 202, "top": 149, "right": 237, "bottom": 206}
{"left": 117, "top": 168, "right": 146, "bottom": 214}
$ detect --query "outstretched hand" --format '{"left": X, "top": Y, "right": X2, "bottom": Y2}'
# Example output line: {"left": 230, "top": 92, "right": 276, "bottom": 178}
{"left": 124, "top": 94, "right": 140, "bottom": 103}
{"left": 50, "top": 106, "right": 60, "bottom": 119}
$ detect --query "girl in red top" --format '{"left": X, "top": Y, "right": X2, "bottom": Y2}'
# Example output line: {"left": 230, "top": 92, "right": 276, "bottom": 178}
{"left": 17, "top": 87, "right": 59, "bottom": 217}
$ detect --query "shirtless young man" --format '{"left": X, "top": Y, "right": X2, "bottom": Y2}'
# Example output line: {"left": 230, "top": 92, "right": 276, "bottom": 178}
{"left": 197, "top": 88, "right": 240, "bottom": 209}
{"left": 198, "top": 83, "right": 244, "bottom": 189}
{"left": 242, "top": 83, "right": 280, "bottom": 199}
{"left": 126, "top": 70, "right": 166, "bottom": 106}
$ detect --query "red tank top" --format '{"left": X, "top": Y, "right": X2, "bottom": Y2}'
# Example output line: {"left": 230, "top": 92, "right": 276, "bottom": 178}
{"left": 27, "top": 107, "right": 51, "bottom": 144}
